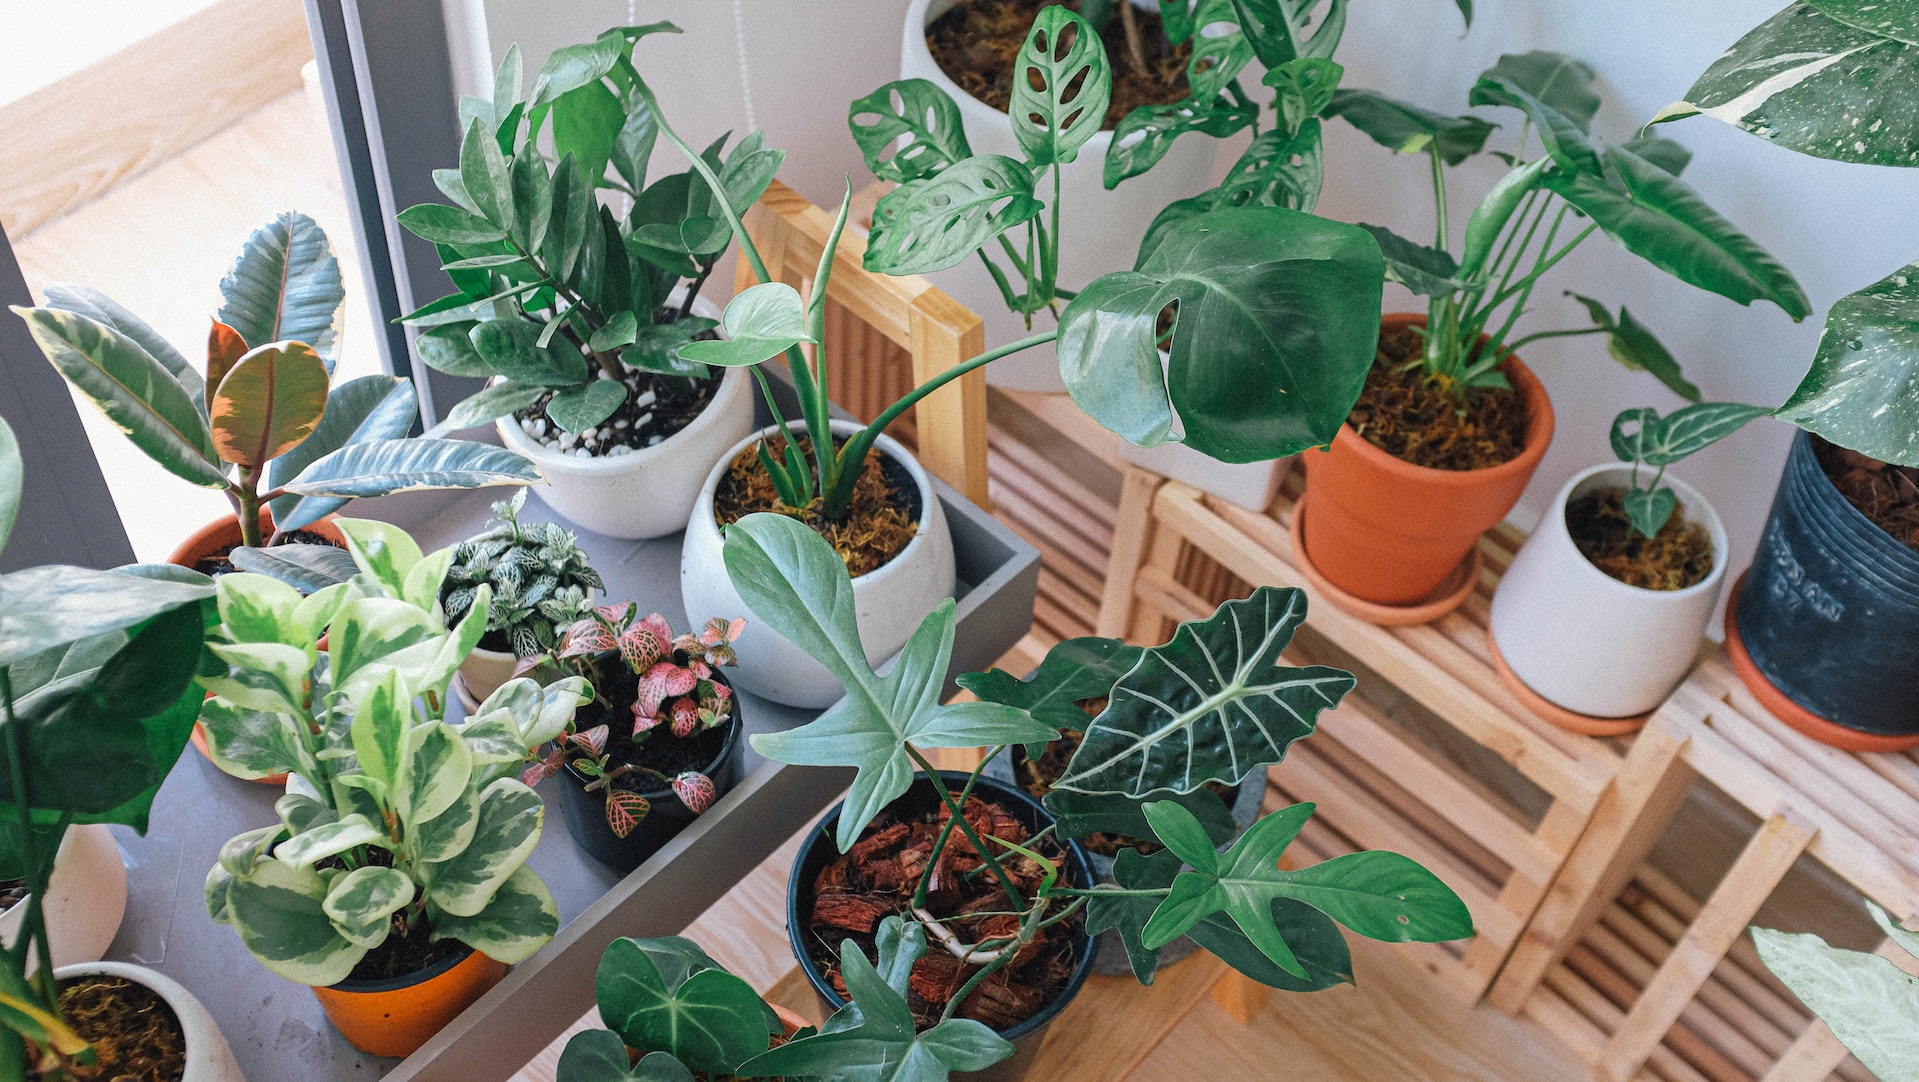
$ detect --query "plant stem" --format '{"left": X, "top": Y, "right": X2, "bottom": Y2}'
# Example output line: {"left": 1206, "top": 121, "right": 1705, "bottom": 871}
{"left": 235, "top": 468, "right": 263, "bottom": 548}
{"left": 1118, "top": 0, "right": 1148, "bottom": 74}
{"left": 2, "top": 671, "right": 67, "bottom": 1046}
{"left": 911, "top": 749, "right": 1001, "bottom": 909}
{"left": 937, "top": 941, "right": 1022, "bottom": 1024}
{"left": 903, "top": 745, "right": 1028, "bottom": 912}
{"left": 1429, "top": 147, "right": 1449, "bottom": 251}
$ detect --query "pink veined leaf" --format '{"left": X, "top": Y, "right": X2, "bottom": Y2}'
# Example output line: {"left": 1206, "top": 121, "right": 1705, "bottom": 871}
{"left": 687, "top": 658, "right": 712, "bottom": 681}
{"left": 638, "top": 662, "right": 698, "bottom": 717}
{"left": 568, "top": 725, "right": 609, "bottom": 757}
{"left": 595, "top": 602, "right": 636, "bottom": 625}
{"left": 619, "top": 623, "right": 667, "bottom": 672}
{"left": 681, "top": 615, "right": 746, "bottom": 667}
{"left": 520, "top": 763, "right": 553, "bottom": 787}
{"left": 604, "top": 790, "right": 651, "bottom": 839}
{"left": 670, "top": 699, "right": 702, "bottom": 738}
{"left": 562, "top": 620, "right": 619, "bottom": 658}
{"left": 638, "top": 612, "right": 674, "bottom": 646}
{"left": 632, "top": 702, "right": 664, "bottom": 735}
{"left": 673, "top": 772, "right": 716, "bottom": 814}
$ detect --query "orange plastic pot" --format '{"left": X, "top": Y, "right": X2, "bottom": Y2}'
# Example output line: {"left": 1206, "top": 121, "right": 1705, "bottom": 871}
{"left": 1300, "top": 314, "right": 1554, "bottom": 606}
{"left": 167, "top": 508, "right": 346, "bottom": 569}
{"left": 310, "top": 944, "right": 508, "bottom": 1058}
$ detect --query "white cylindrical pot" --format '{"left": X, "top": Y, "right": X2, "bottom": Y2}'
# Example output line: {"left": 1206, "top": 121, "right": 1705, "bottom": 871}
{"left": 683, "top": 420, "right": 957, "bottom": 708}
{"left": 900, "top": 0, "right": 1225, "bottom": 391}
{"left": 0, "top": 824, "right": 127, "bottom": 973}
{"left": 456, "top": 645, "right": 520, "bottom": 708}
{"left": 1490, "top": 463, "right": 1729, "bottom": 718}
{"left": 1118, "top": 438, "right": 1292, "bottom": 512}
{"left": 55, "top": 962, "right": 243, "bottom": 1082}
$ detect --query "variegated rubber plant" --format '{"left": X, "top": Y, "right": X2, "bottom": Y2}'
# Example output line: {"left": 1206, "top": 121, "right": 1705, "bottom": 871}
{"left": 712, "top": 511, "right": 1474, "bottom": 1078}
{"left": 200, "top": 517, "right": 591, "bottom": 986}
{"left": 1607, "top": 401, "right": 1770, "bottom": 539}
{"left": 10, "top": 213, "right": 542, "bottom": 550}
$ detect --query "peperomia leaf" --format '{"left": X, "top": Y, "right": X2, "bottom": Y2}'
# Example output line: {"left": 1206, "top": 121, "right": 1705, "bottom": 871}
{"left": 208, "top": 343, "right": 331, "bottom": 468}
{"left": 865, "top": 156, "right": 1043, "bottom": 277}
{"left": 1753, "top": 900, "right": 1919, "bottom": 1080}
{"left": 1567, "top": 293, "right": 1700, "bottom": 403}
{"left": 1054, "top": 586, "right": 1353, "bottom": 798}
{"left": 849, "top": 79, "right": 973, "bottom": 184}
{"left": 418, "top": 778, "right": 544, "bottom": 917}
{"left": 595, "top": 937, "right": 778, "bottom": 1074}
{"left": 1009, "top": 5, "right": 1112, "bottom": 168}
{"left": 728, "top": 513, "right": 1056, "bottom": 851}
{"left": 217, "top": 211, "right": 346, "bottom": 365}
{"left": 1777, "top": 260, "right": 1919, "bottom": 465}
{"left": 1324, "top": 89, "right": 1495, "bottom": 165}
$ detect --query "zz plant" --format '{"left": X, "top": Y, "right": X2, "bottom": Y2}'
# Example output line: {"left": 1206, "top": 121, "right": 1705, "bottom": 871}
{"left": 201, "top": 517, "right": 590, "bottom": 986}
{"left": 12, "top": 212, "right": 541, "bottom": 549}
{"left": 442, "top": 489, "right": 603, "bottom": 659}
{"left": 1608, "top": 402, "right": 1769, "bottom": 539}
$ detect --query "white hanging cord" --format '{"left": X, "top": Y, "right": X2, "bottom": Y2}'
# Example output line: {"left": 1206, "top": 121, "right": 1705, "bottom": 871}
{"left": 626, "top": 0, "right": 637, "bottom": 26}
{"left": 730, "top": 0, "right": 758, "bottom": 132}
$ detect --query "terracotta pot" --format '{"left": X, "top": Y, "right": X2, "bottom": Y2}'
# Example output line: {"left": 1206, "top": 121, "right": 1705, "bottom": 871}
{"left": 1300, "top": 314, "right": 1554, "bottom": 608}
{"left": 310, "top": 943, "right": 508, "bottom": 1058}
{"left": 55, "top": 961, "right": 243, "bottom": 1082}
{"left": 166, "top": 508, "right": 345, "bottom": 570}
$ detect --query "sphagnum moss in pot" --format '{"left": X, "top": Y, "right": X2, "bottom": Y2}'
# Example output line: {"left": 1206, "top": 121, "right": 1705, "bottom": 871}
{"left": 1303, "top": 51, "right": 1807, "bottom": 620}
{"left": 200, "top": 518, "right": 589, "bottom": 1058}
{"left": 1491, "top": 403, "right": 1765, "bottom": 732}
{"left": 716, "top": 511, "right": 1475, "bottom": 1081}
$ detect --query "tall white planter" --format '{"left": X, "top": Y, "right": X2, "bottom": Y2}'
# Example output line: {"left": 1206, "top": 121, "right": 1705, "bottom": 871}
{"left": 55, "top": 962, "right": 243, "bottom": 1082}
{"left": 1490, "top": 464, "right": 1729, "bottom": 718}
{"left": 682, "top": 420, "right": 956, "bottom": 708}
{"left": 899, "top": 0, "right": 1223, "bottom": 391}
{"left": 0, "top": 824, "right": 126, "bottom": 972}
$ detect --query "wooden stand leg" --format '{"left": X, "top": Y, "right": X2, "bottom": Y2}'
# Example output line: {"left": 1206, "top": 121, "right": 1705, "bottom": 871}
{"left": 1097, "top": 466, "right": 1166, "bottom": 640}
{"left": 907, "top": 292, "right": 989, "bottom": 510}
{"left": 1209, "top": 968, "right": 1271, "bottom": 1025}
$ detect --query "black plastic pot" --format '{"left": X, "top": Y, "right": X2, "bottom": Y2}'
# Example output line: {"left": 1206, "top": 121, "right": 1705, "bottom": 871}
{"left": 556, "top": 670, "right": 746, "bottom": 873}
{"left": 787, "top": 771, "right": 1098, "bottom": 1082}
{"left": 1736, "top": 430, "right": 1919, "bottom": 739}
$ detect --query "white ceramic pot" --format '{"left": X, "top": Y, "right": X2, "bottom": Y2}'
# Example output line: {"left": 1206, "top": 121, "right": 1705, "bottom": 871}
{"left": 682, "top": 420, "right": 957, "bottom": 708}
{"left": 1113, "top": 346, "right": 1292, "bottom": 509}
{"left": 54, "top": 961, "right": 243, "bottom": 1082}
{"left": 456, "top": 644, "right": 520, "bottom": 708}
{"left": 900, "top": 0, "right": 1225, "bottom": 391}
{"left": 1490, "top": 463, "right": 1729, "bottom": 718}
{"left": 0, "top": 824, "right": 127, "bottom": 973}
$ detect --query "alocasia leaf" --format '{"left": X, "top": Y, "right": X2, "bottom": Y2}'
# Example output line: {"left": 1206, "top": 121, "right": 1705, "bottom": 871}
{"left": 1567, "top": 293, "right": 1700, "bottom": 403}
{"left": 595, "top": 936, "right": 778, "bottom": 1074}
{"left": 1475, "top": 51, "right": 1601, "bottom": 132}
{"left": 1355, "top": 224, "right": 1462, "bottom": 297}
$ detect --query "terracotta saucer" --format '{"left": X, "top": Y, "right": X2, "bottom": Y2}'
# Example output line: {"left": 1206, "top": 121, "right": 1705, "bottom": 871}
{"left": 189, "top": 722, "right": 289, "bottom": 787}
{"left": 1486, "top": 631, "right": 1650, "bottom": 737}
{"left": 1289, "top": 494, "right": 1481, "bottom": 626}
{"left": 1723, "top": 572, "right": 1919, "bottom": 753}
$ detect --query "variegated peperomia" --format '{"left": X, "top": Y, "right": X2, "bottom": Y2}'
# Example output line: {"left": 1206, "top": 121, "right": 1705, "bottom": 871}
{"left": 200, "top": 517, "right": 591, "bottom": 987}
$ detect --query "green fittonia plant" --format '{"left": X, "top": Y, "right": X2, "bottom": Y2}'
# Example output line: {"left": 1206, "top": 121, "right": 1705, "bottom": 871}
{"left": 703, "top": 511, "right": 1473, "bottom": 1078}
{"left": 201, "top": 517, "right": 590, "bottom": 985}
{"left": 1752, "top": 900, "right": 1919, "bottom": 1081}
{"left": 1324, "top": 51, "right": 1809, "bottom": 397}
{"left": 0, "top": 417, "right": 217, "bottom": 1079}
{"left": 442, "top": 489, "right": 603, "bottom": 659}
{"left": 398, "top": 25, "right": 782, "bottom": 443}
{"left": 1655, "top": 1, "right": 1919, "bottom": 466}
{"left": 11, "top": 213, "right": 541, "bottom": 550}
{"left": 1607, "top": 401, "right": 1770, "bottom": 539}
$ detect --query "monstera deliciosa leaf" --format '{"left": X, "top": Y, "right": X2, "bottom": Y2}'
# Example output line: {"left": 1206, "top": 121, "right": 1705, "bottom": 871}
{"left": 1776, "top": 261, "right": 1919, "bottom": 466}
{"left": 1753, "top": 900, "right": 1919, "bottom": 1080}
{"left": 1059, "top": 207, "right": 1382, "bottom": 463}
{"left": 590, "top": 937, "right": 780, "bottom": 1075}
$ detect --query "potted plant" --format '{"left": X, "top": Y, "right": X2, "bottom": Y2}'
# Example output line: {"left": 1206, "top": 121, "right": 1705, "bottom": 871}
{"left": 441, "top": 489, "right": 603, "bottom": 706}
{"left": 12, "top": 212, "right": 542, "bottom": 572}
{"left": 0, "top": 416, "right": 242, "bottom": 1080}
{"left": 198, "top": 517, "right": 590, "bottom": 1057}
{"left": 718, "top": 510, "right": 1475, "bottom": 1079}
{"left": 1489, "top": 402, "right": 1768, "bottom": 732}
{"left": 1660, "top": 4, "right": 1919, "bottom": 749}
{"left": 1751, "top": 899, "right": 1919, "bottom": 1080}
{"left": 520, "top": 606, "right": 745, "bottom": 873}
{"left": 397, "top": 26, "right": 771, "bottom": 540}
{"left": 1295, "top": 51, "right": 1807, "bottom": 621}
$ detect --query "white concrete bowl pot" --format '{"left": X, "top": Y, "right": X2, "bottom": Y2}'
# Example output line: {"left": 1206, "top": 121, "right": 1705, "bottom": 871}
{"left": 682, "top": 420, "right": 957, "bottom": 709}
{"left": 0, "top": 824, "right": 127, "bottom": 973}
{"left": 900, "top": 0, "right": 1224, "bottom": 392}
{"left": 1489, "top": 463, "right": 1729, "bottom": 718}
{"left": 55, "top": 961, "right": 243, "bottom": 1082}
{"left": 1113, "top": 346, "right": 1293, "bottom": 509}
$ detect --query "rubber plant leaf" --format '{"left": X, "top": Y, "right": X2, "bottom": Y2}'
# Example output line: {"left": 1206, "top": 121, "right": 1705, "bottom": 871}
{"left": 1324, "top": 89, "right": 1495, "bottom": 164}
{"left": 1567, "top": 293, "right": 1701, "bottom": 403}
{"left": 278, "top": 438, "right": 542, "bottom": 501}
{"left": 736, "top": 917, "right": 1015, "bottom": 1080}
{"left": 1059, "top": 206, "right": 1382, "bottom": 464}
{"left": 209, "top": 342, "right": 330, "bottom": 469}
{"left": 728, "top": 513, "right": 1057, "bottom": 851}
{"left": 1660, "top": 2, "right": 1919, "bottom": 167}
{"left": 1227, "top": 0, "right": 1348, "bottom": 66}
{"left": 1752, "top": 901, "right": 1919, "bottom": 1079}
{"left": 595, "top": 936, "right": 778, "bottom": 1074}
{"left": 1009, "top": 5, "right": 1112, "bottom": 167}
{"left": 12, "top": 305, "right": 227, "bottom": 487}
{"left": 40, "top": 283, "right": 205, "bottom": 414}
{"left": 1777, "top": 260, "right": 1919, "bottom": 465}
{"left": 1474, "top": 51, "right": 1601, "bottom": 132}
{"left": 217, "top": 211, "right": 345, "bottom": 367}
{"left": 865, "top": 156, "right": 1043, "bottom": 276}
{"left": 1054, "top": 585, "right": 1354, "bottom": 798}
{"left": 677, "top": 282, "right": 813, "bottom": 368}
{"left": 269, "top": 375, "right": 419, "bottom": 529}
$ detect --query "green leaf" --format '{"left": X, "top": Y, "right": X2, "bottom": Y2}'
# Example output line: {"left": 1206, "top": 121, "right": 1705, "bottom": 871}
{"left": 398, "top": 203, "right": 505, "bottom": 245}
{"left": 1622, "top": 485, "right": 1678, "bottom": 538}
{"left": 677, "top": 282, "right": 812, "bottom": 368}
{"left": 1055, "top": 586, "right": 1353, "bottom": 798}
{"left": 213, "top": 571, "right": 305, "bottom": 644}
{"left": 546, "top": 379, "right": 628, "bottom": 433}
{"left": 1543, "top": 144, "right": 1812, "bottom": 320}
{"left": 560, "top": 1036, "right": 694, "bottom": 1082}
{"left": 589, "top": 311, "right": 640, "bottom": 353}
{"left": 1059, "top": 207, "right": 1383, "bottom": 464}
{"left": 13, "top": 305, "right": 226, "bottom": 486}
{"left": 228, "top": 544, "right": 360, "bottom": 594}
{"left": 1160, "top": 0, "right": 1197, "bottom": 42}
{"left": 0, "top": 418, "right": 19, "bottom": 550}
{"left": 1356, "top": 223, "right": 1462, "bottom": 297}
{"left": 1105, "top": 94, "right": 1258, "bottom": 188}
{"left": 1010, "top": 5, "right": 1113, "bottom": 167}
{"left": 1142, "top": 799, "right": 1220, "bottom": 874}
{"left": 1228, "top": 0, "right": 1348, "bottom": 66}
{"left": 1459, "top": 159, "right": 1548, "bottom": 282}
{"left": 221, "top": 857, "right": 365, "bottom": 986}
{"left": 208, "top": 342, "right": 330, "bottom": 468}
{"left": 1263, "top": 57, "right": 1343, "bottom": 137}
{"left": 1475, "top": 52, "right": 1601, "bottom": 132}
{"left": 1754, "top": 911, "right": 1919, "bottom": 1079}
{"left": 471, "top": 319, "right": 590, "bottom": 388}
{"left": 1567, "top": 293, "right": 1701, "bottom": 403}
{"left": 420, "top": 778, "right": 544, "bottom": 917}
{"left": 1466, "top": 75, "right": 1601, "bottom": 175}
{"left": 426, "top": 381, "right": 547, "bottom": 437}
{"left": 865, "top": 156, "right": 1043, "bottom": 276}
{"left": 1325, "top": 88, "right": 1495, "bottom": 164}
{"left": 270, "top": 374, "right": 419, "bottom": 530}
{"left": 1777, "top": 260, "right": 1919, "bottom": 464}
{"left": 349, "top": 667, "right": 410, "bottom": 801}
{"left": 1041, "top": 785, "right": 1236, "bottom": 848}
{"left": 428, "top": 863, "right": 558, "bottom": 964}
{"left": 595, "top": 937, "right": 776, "bottom": 1073}
{"left": 1087, "top": 847, "right": 1184, "bottom": 983}
{"left": 217, "top": 211, "right": 345, "bottom": 363}
{"left": 202, "top": 640, "right": 312, "bottom": 715}
{"left": 1621, "top": 134, "right": 1693, "bottom": 177}
{"left": 529, "top": 34, "right": 628, "bottom": 108}
{"left": 1667, "top": 3, "right": 1919, "bottom": 167}
{"left": 545, "top": 155, "right": 594, "bottom": 284}
{"left": 1614, "top": 400, "right": 1771, "bottom": 467}
{"left": 461, "top": 118, "right": 517, "bottom": 236}
{"left": 334, "top": 518, "right": 424, "bottom": 593}
{"left": 849, "top": 78, "right": 974, "bottom": 183}
{"left": 611, "top": 89, "right": 659, "bottom": 194}
{"left": 0, "top": 566, "right": 210, "bottom": 667}
{"left": 1209, "top": 121, "right": 1325, "bottom": 215}
{"left": 322, "top": 866, "right": 413, "bottom": 949}
{"left": 956, "top": 636, "right": 1144, "bottom": 733}
{"left": 40, "top": 284, "right": 204, "bottom": 413}
{"left": 730, "top": 514, "right": 1056, "bottom": 851}
{"left": 552, "top": 81, "right": 625, "bottom": 188}
{"left": 281, "top": 438, "right": 541, "bottom": 501}
{"left": 274, "top": 814, "right": 387, "bottom": 870}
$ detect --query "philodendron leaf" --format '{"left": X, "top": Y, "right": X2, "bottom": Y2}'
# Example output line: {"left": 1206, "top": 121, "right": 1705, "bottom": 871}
{"left": 956, "top": 636, "right": 1144, "bottom": 734}
{"left": 1619, "top": 401, "right": 1772, "bottom": 468}
{"left": 280, "top": 438, "right": 542, "bottom": 500}
{"left": 217, "top": 211, "right": 345, "bottom": 365}
{"left": 560, "top": 1037, "right": 695, "bottom": 1082}
{"left": 1228, "top": 0, "right": 1348, "bottom": 67}
{"left": 677, "top": 282, "right": 812, "bottom": 368}
{"left": 1010, "top": 5, "right": 1112, "bottom": 168}
{"left": 1061, "top": 206, "right": 1381, "bottom": 463}
{"left": 595, "top": 936, "right": 777, "bottom": 1074}
{"left": 1663, "top": 2, "right": 1919, "bottom": 167}
{"left": 1777, "top": 260, "right": 1919, "bottom": 465}
{"left": 1355, "top": 223, "right": 1462, "bottom": 297}
{"left": 1753, "top": 905, "right": 1919, "bottom": 1079}
{"left": 1324, "top": 89, "right": 1495, "bottom": 165}
{"left": 728, "top": 513, "right": 1057, "bottom": 851}
{"left": 866, "top": 156, "right": 1043, "bottom": 276}
{"left": 1467, "top": 75, "right": 1602, "bottom": 176}
{"left": 1567, "top": 293, "right": 1700, "bottom": 403}
{"left": 1474, "top": 51, "right": 1600, "bottom": 133}
{"left": 209, "top": 342, "right": 331, "bottom": 468}
{"left": 1054, "top": 585, "right": 1354, "bottom": 798}
{"left": 849, "top": 78, "right": 973, "bottom": 183}
{"left": 270, "top": 374, "right": 419, "bottom": 529}
{"left": 0, "top": 417, "right": 18, "bottom": 550}
{"left": 1042, "top": 785, "right": 1237, "bottom": 850}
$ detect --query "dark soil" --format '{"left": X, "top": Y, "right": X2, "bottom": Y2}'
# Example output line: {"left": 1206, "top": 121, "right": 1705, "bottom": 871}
{"left": 713, "top": 434, "right": 920, "bottom": 577}
{"left": 513, "top": 306, "right": 721, "bottom": 458}
{"left": 569, "top": 653, "right": 733, "bottom": 797}
{"left": 804, "top": 794, "right": 1084, "bottom": 1032}
{"left": 1348, "top": 326, "right": 1529, "bottom": 471}
{"left": 1814, "top": 436, "right": 1919, "bottom": 552}
{"left": 193, "top": 527, "right": 342, "bottom": 577}
{"left": 46, "top": 974, "right": 185, "bottom": 1081}
{"left": 927, "top": 0, "right": 1193, "bottom": 130}
{"left": 1566, "top": 488, "right": 1714, "bottom": 591}
{"left": 477, "top": 629, "right": 513, "bottom": 654}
